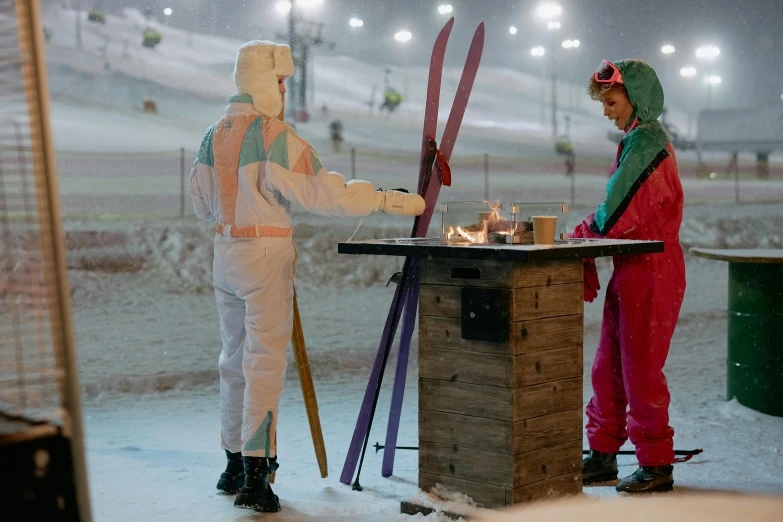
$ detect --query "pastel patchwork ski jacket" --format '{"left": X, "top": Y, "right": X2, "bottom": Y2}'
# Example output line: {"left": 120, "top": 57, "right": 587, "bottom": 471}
{"left": 190, "top": 94, "right": 379, "bottom": 236}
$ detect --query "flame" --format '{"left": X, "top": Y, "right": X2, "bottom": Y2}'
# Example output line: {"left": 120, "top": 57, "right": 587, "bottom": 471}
{"left": 445, "top": 202, "right": 516, "bottom": 244}
{"left": 456, "top": 223, "right": 488, "bottom": 243}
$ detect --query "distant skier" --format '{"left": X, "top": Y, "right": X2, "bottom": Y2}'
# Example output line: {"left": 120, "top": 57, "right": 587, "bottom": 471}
{"left": 189, "top": 40, "right": 424, "bottom": 513}
{"left": 571, "top": 60, "right": 686, "bottom": 492}
{"left": 329, "top": 119, "right": 344, "bottom": 152}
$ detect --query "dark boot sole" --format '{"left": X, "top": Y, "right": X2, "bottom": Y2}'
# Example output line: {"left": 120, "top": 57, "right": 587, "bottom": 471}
{"left": 216, "top": 472, "right": 245, "bottom": 495}
{"left": 234, "top": 488, "right": 280, "bottom": 512}
{"left": 617, "top": 480, "right": 674, "bottom": 493}
{"left": 583, "top": 472, "right": 619, "bottom": 485}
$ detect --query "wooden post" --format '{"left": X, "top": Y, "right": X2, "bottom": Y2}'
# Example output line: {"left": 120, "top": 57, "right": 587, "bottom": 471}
{"left": 417, "top": 257, "right": 584, "bottom": 508}
{"left": 483, "top": 153, "right": 489, "bottom": 201}
{"left": 734, "top": 152, "right": 740, "bottom": 205}
{"left": 179, "top": 147, "right": 185, "bottom": 218}
{"left": 351, "top": 147, "right": 357, "bottom": 180}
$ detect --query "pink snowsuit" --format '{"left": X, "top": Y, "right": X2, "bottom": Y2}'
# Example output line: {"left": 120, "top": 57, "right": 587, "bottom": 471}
{"left": 571, "top": 60, "right": 687, "bottom": 466}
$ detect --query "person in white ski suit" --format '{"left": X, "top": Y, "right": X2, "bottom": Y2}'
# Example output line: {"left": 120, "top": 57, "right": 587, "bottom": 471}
{"left": 189, "top": 41, "right": 425, "bottom": 512}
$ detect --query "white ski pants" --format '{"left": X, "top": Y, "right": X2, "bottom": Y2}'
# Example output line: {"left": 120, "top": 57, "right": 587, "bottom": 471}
{"left": 214, "top": 234, "right": 295, "bottom": 458}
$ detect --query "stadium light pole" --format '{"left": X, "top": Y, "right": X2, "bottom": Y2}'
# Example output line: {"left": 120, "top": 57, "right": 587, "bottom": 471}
{"left": 531, "top": 46, "right": 546, "bottom": 125}
{"left": 696, "top": 45, "right": 720, "bottom": 109}
{"left": 537, "top": 2, "right": 562, "bottom": 137}
{"left": 679, "top": 66, "right": 697, "bottom": 136}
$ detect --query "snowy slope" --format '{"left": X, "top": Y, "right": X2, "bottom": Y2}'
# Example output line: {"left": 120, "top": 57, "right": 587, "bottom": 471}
{"left": 38, "top": 6, "right": 675, "bottom": 157}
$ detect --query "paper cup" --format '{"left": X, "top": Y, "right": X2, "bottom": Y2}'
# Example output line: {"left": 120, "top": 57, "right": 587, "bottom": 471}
{"left": 532, "top": 216, "right": 558, "bottom": 245}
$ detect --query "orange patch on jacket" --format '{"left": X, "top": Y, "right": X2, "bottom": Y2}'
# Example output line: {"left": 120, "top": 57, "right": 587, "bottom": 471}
{"left": 212, "top": 115, "right": 260, "bottom": 225}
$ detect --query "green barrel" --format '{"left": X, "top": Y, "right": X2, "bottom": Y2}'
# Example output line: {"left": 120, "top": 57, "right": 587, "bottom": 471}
{"left": 727, "top": 262, "right": 783, "bottom": 416}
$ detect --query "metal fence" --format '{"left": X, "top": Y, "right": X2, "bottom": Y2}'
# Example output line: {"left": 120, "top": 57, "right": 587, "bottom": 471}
{"left": 50, "top": 146, "right": 783, "bottom": 221}
{"left": 56, "top": 148, "right": 194, "bottom": 220}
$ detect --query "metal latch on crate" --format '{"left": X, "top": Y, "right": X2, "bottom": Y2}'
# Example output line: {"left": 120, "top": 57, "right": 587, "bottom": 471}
{"left": 461, "top": 287, "right": 509, "bottom": 343}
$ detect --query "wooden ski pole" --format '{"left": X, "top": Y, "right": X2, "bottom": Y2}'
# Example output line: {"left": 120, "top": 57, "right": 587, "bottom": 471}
{"left": 274, "top": 96, "right": 329, "bottom": 479}
{"left": 292, "top": 288, "right": 329, "bottom": 478}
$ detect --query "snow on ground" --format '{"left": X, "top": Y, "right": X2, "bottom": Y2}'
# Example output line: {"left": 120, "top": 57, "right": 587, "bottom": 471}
{"left": 67, "top": 204, "right": 783, "bottom": 521}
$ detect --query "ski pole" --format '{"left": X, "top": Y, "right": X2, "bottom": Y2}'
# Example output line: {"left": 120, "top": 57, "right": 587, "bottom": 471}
{"left": 582, "top": 449, "right": 702, "bottom": 456}
{"left": 583, "top": 449, "right": 703, "bottom": 463}
{"left": 350, "top": 275, "right": 411, "bottom": 492}
{"left": 374, "top": 442, "right": 418, "bottom": 453}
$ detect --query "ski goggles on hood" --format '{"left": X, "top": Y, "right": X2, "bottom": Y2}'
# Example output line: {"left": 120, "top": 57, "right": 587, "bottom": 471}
{"left": 593, "top": 60, "right": 624, "bottom": 84}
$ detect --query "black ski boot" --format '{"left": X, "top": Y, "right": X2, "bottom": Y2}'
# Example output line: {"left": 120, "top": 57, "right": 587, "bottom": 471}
{"left": 616, "top": 465, "right": 674, "bottom": 493}
{"left": 582, "top": 449, "right": 618, "bottom": 484}
{"left": 216, "top": 450, "right": 244, "bottom": 494}
{"left": 233, "top": 456, "right": 280, "bottom": 513}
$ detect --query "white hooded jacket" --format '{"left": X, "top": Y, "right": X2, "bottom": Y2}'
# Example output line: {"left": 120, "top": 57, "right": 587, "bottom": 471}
{"left": 189, "top": 94, "right": 383, "bottom": 237}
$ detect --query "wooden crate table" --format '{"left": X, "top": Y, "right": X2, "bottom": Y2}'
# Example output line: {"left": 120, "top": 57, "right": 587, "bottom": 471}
{"left": 338, "top": 238, "right": 663, "bottom": 513}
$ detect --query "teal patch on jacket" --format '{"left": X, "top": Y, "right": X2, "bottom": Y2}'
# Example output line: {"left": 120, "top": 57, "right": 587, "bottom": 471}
{"left": 229, "top": 93, "right": 253, "bottom": 105}
{"left": 267, "top": 130, "right": 290, "bottom": 170}
{"left": 309, "top": 147, "right": 323, "bottom": 175}
{"left": 195, "top": 124, "right": 215, "bottom": 168}
{"left": 592, "top": 121, "right": 671, "bottom": 235}
{"left": 245, "top": 410, "right": 273, "bottom": 454}
{"left": 239, "top": 117, "right": 266, "bottom": 168}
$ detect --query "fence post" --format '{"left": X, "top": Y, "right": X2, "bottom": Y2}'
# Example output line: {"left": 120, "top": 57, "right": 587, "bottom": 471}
{"left": 735, "top": 154, "right": 740, "bottom": 205}
{"left": 351, "top": 147, "right": 356, "bottom": 180}
{"left": 483, "top": 153, "right": 489, "bottom": 201}
{"left": 180, "top": 147, "right": 185, "bottom": 218}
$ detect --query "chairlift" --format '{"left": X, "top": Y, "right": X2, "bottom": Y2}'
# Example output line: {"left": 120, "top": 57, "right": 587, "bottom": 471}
{"left": 142, "top": 28, "right": 162, "bottom": 49}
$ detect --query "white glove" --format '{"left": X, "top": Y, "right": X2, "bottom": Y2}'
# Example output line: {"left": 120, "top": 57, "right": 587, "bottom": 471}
{"left": 375, "top": 190, "right": 425, "bottom": 216}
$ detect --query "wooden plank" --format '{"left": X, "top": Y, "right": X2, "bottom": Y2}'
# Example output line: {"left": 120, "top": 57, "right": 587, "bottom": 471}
{"left": 421, "top": 315, "right": 584, "bottom": 356}
{"left": 419, "top": 284, "right": 461, "bottom": 318}
{"left": 419, "top": 411, "right": 513, "bottom": 454}
{"left": 513, "top": 378, "right": 582, "bottom": 420}
{"left": 419, "top": 472, "right": 509, "bottom": 508}
{"left": 513, "top": 441, "right": 583, "bottom": 487}
{"left": 515, "top": 315, "right": 583, "bottom": 354}
{"left": 420, "top": 315, "right": 514, "bottom": 355}
{"left": 420, "top": 379, "right": 513, "bottom": 421}
{"left": 513, "top": 260, "right": 582, "bottom": 288}
{"left": 514, "top": 346, "right": 583, "bottom": 387}
{"left": 424, "top": 258, "right": 515, "bottom": 288}
{"left": 422, "top": 258, "right": 582, "bottom": 289}
{"left": 512, "top": 471, "right": 582, "bottom": 503}
{"left": 420, "top": 442, "right": 513, "bottom": 487}
{"left": 419, "top": 346, "right": 582, "bottom": 389}
{"left": 513, "top": 283, "right": 583, "bottom": 321}
{"left": 420, "top": 348, "right": 513, "bottom": 388}
{"left": 513, "top": 409, "right": 583, "bottom": 454}
{"left": 399, "top": 502, "right": 465, "bottom": 521}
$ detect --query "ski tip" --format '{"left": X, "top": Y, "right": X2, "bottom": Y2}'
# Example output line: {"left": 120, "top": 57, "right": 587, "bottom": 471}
{"left": 476, "top": 21, "right": 486, "bottom": 37}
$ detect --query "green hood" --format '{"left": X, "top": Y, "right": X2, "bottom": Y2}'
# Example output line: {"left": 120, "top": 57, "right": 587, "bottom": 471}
{"left": 614, "top": 59, "right": 664, "bottom": 125}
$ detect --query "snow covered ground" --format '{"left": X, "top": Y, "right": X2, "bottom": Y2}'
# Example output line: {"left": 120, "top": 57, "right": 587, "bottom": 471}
{"left": 67, "top": 204, "right": 783, "bottom": 521}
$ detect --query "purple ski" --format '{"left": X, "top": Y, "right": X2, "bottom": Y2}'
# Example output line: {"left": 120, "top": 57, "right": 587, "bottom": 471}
{"left": 382, "top": 22, "right": 486, "bottom": 477}
{"left": 340, "top": 18, "right": 485, "bottom": 487}
{"left": 339, "top": 18, "right": 455, "bottom": 487}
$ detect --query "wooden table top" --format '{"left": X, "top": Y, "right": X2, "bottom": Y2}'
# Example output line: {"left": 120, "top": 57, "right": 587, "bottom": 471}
{"left": 690, "top": 248, "right": 783, "bottom": 264}
{"left": 339, "top": 238, "right": 664, "bottom": 263}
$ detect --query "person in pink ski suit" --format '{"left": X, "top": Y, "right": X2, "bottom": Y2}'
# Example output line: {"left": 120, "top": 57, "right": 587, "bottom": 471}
{"left": 574, "top": 59, "right": 686, "bottom": 493}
